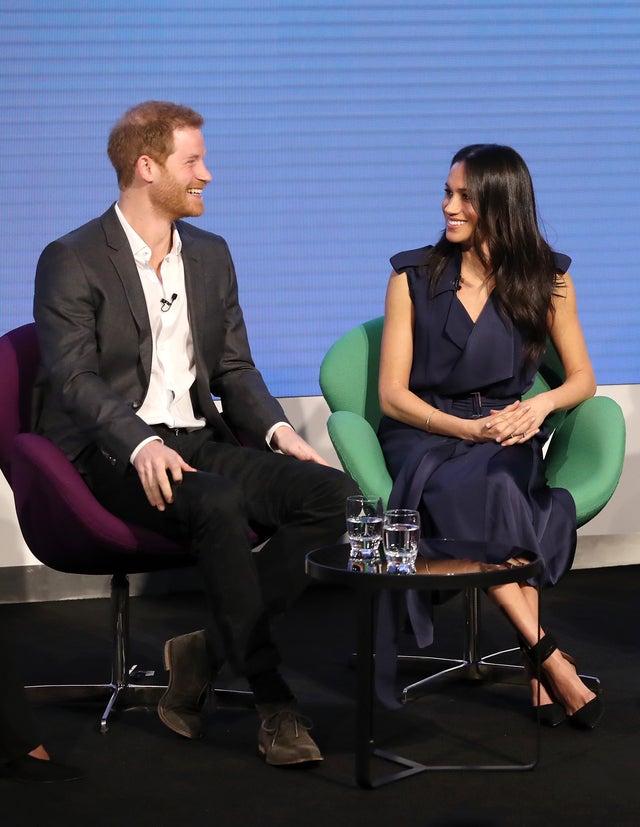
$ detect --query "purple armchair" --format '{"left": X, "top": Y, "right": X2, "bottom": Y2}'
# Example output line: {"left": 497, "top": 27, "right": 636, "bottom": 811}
{"left": 0, "top": 323, "right": 250, "bottom": 732}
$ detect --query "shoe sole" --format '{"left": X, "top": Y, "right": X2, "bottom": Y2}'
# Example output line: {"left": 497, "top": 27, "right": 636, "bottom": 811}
{"left": 258, "top": 744, "right": 323, "bottom": 766}
{"left": 157, "top": 699, "right": 203, "bottom": 740}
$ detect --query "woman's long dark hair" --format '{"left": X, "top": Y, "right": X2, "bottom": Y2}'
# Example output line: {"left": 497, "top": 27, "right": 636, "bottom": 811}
{"left": 429, "top": 144, "right": 563, "bottom": 367}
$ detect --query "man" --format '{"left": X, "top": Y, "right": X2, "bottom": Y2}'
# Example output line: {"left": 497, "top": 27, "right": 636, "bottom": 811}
{"left": 33, "top": 101, "right": 356, "bottom": 766}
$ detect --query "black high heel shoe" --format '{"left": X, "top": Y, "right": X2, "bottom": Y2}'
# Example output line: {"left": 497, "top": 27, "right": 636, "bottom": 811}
{"left": 567, "top": 685, "right": 603, "bottom": 730}
{"left": 519, "top": 634, "right": 565, "bottom": 727}
{"left": 522, "top": 660, "right": 566, "bottom": 727}
{"left": 521, "top": 634, "right": 603, "bottom": 730}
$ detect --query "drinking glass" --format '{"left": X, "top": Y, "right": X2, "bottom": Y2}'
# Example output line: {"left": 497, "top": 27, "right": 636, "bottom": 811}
{"left": 383, "top": 509, "right": 421, "bottom": 574}
{"left": 346, "top": 495, "right": 384, "bottom": 561}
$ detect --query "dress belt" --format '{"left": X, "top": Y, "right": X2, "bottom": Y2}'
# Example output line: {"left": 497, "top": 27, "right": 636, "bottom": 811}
{"left": 449, "top": 392, "right": 513, "bottom": 419}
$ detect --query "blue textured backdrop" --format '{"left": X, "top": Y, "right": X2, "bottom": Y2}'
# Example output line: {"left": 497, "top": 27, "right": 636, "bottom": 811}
{"left": 1, "top": 1, "right": 638, "bottom": 394}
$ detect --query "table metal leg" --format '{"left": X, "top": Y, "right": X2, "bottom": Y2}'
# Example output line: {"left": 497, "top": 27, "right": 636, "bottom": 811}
{"left": 352, "top": 584, "right": 541, "bottom": 787}
{"left": 354, "top": 590, "right": 374, "bottom": 787}
{"left": 355, "top": 591, "right": 427, "bottom": 788}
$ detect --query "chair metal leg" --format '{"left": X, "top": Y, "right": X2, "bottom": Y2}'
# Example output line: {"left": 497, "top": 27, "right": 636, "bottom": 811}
{"left": 400, "top": 588, "right": 527, "bottom": 703}
{"left": 97, "top": 573, "right": 167, "bottom": 733}
{"left": 27, "top": 573, "right": 253, "bottom": 733}
{"left": 399, "top": 587, "right": 600, "bottom": 703}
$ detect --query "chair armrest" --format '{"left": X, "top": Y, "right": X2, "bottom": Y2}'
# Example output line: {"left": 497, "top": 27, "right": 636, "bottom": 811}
{"left": 544, "top": 396, "right": 626, "bottom": 526}
{"left": 10, "top": 433, "right": 189, "bottom": 572}
{"left": 10, "top": 434, "right": 141, "bottom": 555}
{"left": 326, "top": 411, "right": 393, "bottom": 506}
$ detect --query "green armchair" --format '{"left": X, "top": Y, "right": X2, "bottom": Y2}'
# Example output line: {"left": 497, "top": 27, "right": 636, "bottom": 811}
{"left": 320, "top": 316, "right": 626, "bottom": 695}
{"left": 320, "top": 315, "right": 625, "bottom": 528}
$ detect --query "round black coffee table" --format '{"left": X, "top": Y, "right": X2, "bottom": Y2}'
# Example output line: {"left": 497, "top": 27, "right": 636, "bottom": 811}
{"left": 306, "top": 539, "right": 541, "bottom": 789}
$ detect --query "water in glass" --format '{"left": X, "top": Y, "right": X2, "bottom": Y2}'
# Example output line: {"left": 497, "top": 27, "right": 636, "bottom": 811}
{"left": 346, "top": 495, "right": 383, "bottom": 561}
{"left": 383, "top": 517, "right": 420, "bottom": 574}
{"left": 347, "top": 515, "right": 383, "bottom": 561}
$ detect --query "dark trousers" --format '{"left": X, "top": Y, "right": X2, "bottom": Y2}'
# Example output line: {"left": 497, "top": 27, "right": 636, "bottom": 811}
{"left": 0, "top": 627, "right": 40, "bottom": 762}
{"left": 81, "top": 428, "right": 356, "bottom": 684}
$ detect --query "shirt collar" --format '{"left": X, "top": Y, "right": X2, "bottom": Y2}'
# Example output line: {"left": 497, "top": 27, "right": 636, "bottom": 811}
{"left": 114, "top": 202, "right": 182, "bottom": 266}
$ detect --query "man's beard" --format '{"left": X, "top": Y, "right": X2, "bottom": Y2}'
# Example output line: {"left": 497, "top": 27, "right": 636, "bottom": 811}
{"left": 151, "top": 170, "right": 204, "bottom": 220}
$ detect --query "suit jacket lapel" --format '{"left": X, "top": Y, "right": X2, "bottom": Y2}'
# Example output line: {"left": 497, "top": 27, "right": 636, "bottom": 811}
{"left": 179, "top": 227, "right": 239, "bottom": 445}
{"left": 181, "top": 238, "right": 207, "bottom": 347}
{"left": 101, "top": 205, "right": 153, "bottom": 381}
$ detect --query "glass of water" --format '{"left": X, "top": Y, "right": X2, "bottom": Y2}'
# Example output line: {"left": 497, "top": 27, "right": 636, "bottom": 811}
{"left": 346, "top": 495, "right": 384, "bottom": 561}
{"left": 383, "top": 509, "right": 421, "bottom": 574}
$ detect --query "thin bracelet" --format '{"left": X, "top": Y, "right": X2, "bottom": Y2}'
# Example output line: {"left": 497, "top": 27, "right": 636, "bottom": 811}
{"left": 425, "top": 409, "right": 438, "bottom": 432}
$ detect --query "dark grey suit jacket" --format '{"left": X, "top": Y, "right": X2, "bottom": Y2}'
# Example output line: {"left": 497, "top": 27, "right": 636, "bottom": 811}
{"left": 33, "top": 205, "right": 289, "bottom": 473}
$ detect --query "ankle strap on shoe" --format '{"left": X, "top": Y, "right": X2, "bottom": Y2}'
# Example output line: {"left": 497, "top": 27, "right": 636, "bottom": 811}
{"left": 522, "top": 633, "right": 558, "bottom": 666}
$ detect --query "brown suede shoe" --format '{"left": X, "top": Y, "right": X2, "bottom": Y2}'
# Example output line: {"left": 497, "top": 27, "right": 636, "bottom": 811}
{"left": 257, "top": 702, "right": 323, "bottom": 766}
{"left": 158, "top": 629, "right": 213, "bottom": 740}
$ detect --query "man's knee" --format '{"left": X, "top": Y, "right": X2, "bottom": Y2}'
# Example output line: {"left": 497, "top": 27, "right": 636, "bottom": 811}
{"left": 300, "top": 465, "right": 359, "bottom": 523}
{"left": 339, "top": 469, "right": 361, "bottom": 500}
{"left": 176, "top": 471, "right": 247, "bottom": 525}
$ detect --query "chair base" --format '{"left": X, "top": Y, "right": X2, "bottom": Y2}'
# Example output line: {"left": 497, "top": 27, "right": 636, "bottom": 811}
{"left": 398, "top": 647, "right": 527, "bottom": 703}
{"left": 24, "top": 572, "right": 255, "bottom": 734}
{"left": 398, "top": 647, "right": 600, "bottom": 704}
{"left": 26, "top": 683, "right": 254, "bottom": 734}
{"left": 357, "top": 587, "right": 601, "bottom": 704}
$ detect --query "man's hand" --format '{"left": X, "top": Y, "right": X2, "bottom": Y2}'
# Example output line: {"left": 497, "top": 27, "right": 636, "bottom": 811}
{"left": 270, "top": 426, "right": 329, "bottom": 466}
{"left": 132, "top": 440, "right": 196, "bottom": 510}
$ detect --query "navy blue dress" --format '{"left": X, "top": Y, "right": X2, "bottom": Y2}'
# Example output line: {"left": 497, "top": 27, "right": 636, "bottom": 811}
{"left": 378, "top": 246, "right": 576, "bottom": 647}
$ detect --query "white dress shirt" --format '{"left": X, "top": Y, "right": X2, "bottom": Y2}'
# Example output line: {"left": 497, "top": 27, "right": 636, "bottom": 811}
{"left": 115, "top": 205, "right": 291, "bottom": 463}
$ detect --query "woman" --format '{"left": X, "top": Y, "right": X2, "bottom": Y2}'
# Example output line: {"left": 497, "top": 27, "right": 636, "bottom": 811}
{"left": 378, "top": 144, "right": 601, "bottom": 728}
{"left": 0, "top": 627, "right": 81, "bottom": 783}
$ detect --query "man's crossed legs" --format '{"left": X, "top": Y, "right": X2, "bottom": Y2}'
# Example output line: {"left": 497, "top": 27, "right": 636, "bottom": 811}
{"left": 82, "top": 429, "right": 357, "bottom": 765}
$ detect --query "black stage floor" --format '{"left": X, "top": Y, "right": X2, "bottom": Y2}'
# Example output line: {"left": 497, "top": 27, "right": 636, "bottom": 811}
{"left": 1, "top": 564, "right": 639, "bottom": 827}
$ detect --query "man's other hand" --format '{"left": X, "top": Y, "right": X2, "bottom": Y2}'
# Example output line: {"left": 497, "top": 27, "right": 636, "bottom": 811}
{"left": 270, "top": 426, "right": 329, "bottom": 466}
